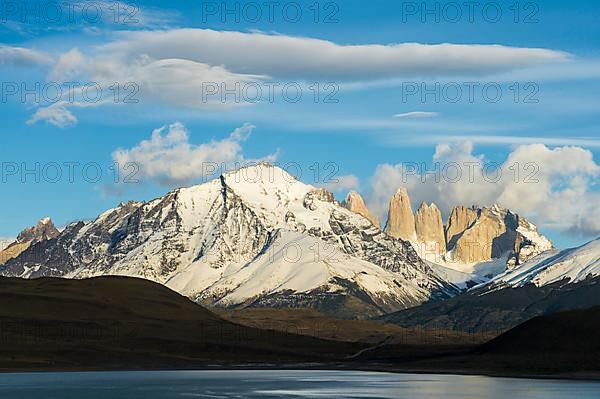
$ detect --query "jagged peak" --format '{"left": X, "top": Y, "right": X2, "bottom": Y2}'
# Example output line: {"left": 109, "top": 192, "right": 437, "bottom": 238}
{"left": 417, "top": 200, "right": 440, "bottom": 212}
{"left": 19, "top": 217, "right": 55, "bottom": 236}
{"left": 38, "top": 217, "right": 52, "bottom": 225}
{"left": 342, "top": 191, "right": 379, "bottom": 226}
{"left": 343, "top": 191, "right": 366, "bottom": 206}
{"left": 393, "top": 187, "right": 410, "bottom": 196}
{"left": 0, "top": 217, "right": 62, "bottom": 264}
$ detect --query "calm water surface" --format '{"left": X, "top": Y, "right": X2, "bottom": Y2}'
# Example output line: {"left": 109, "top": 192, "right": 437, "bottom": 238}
{"left": 0, "top": 370, "right": 598, "bottom": 398}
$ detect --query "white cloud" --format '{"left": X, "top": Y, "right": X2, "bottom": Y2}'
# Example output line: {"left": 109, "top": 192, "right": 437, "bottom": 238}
{"left": 112, "top": 122, "right": 277, "bottom": 187}
{"left": 101, "top": 29, "right": 569, "bottom": 80}
{"left": 26, "top": 99, "right": 112, "bottom": 128}
{"left": 24, "top": 28, "right": 569, "bottom": 126}
{"left": 47, "top": 48, "right": 85, "bottom": 81}
{"left": 393, "top": 112, "right": 440, "bottom": 118}
{"left": 367, "top": 142, "right": 600, "bottom": 237}
{"left": 26, "top": 102, "right": 77, "bottom": 128}
{"left": 29, "top": 48, "right": 267, "bottom": 127}
{"left": 0, "top": 45, "right": 52, "bottom": 66}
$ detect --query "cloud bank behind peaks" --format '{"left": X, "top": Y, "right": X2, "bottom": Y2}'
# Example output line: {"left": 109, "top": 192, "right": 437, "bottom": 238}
{"left": 368, "top": 142, "right": 600, "bottom": 237}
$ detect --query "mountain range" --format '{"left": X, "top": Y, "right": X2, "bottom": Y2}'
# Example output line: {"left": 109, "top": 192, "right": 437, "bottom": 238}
{"left": 1, "top": 163, "right": 598, "bottom": 324}
{"left": 0, "top": 164, "right": 454, "bottom": 318}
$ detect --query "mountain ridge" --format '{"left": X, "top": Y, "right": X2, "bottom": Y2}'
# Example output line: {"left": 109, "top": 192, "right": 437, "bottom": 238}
{"left": 1, "top": 164, "right": 456, "bottom": 319}
{"left": 3, "top": 164, "right": 595, "bottom": 324}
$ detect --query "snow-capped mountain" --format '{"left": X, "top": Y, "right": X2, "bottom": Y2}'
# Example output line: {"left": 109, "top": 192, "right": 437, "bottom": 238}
{"left": 481, "top": 238, "right": 600, "bottom": 290}
{"left": 1, "top": 164, "right": 457, "bottom": 318}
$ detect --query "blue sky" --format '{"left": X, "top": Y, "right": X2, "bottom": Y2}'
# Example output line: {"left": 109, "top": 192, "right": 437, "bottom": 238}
{"left": 1, "top": 0, "right": 599, "bottom": 248}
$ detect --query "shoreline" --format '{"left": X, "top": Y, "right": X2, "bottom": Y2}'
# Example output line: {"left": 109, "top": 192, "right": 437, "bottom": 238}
{"left": 2, "top": 363, "right": 600, "bottom": 382}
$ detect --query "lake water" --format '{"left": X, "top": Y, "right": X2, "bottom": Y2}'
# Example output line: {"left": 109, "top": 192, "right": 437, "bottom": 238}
{"left": 0, "top": 370, "right": 598, "bottom": 398}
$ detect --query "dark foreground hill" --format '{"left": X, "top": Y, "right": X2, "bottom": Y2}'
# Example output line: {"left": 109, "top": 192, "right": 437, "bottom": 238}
{"left": 0, "top": 276, "right": 362, "bottom": 371}
{"left": 2, "top": 276, "right": 600, "bottom": 378}
{"left": 380, "top": 277, "right": 600, "bottom": 333}
{"left": 482, "top": 306, "right": 600, "bottom": 354}
{"left": 356, "top": 306, "right": 600, "bottom": 378}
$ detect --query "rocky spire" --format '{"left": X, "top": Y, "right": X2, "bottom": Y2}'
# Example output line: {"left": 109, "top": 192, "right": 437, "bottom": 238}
{"left": 415, "top": 201, "right": 447, "bottom": 258}
{"left": 384, "top": 188, "right": 416, "bottom": 242}
{"left": 342, "top": 191, "right": 380, "bottom": 227}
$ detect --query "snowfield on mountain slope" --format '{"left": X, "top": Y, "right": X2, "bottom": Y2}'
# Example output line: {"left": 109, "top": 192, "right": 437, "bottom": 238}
{"left": 163, "top": 165, "right": 448, "bottom": 309}
{"left": 167, "top": 230, "right": 429, "bottom": 309}
{"left": 480, "top": 238, "right": 600, "bottom": 289}
{"left": 425, "top": 255, "right": 511, "bottom": 288}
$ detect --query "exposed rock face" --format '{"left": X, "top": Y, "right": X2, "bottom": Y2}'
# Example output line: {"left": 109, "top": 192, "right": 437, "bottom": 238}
{"left": 381, "top": 188, "right": 552, "bottom": 268}
{"left": 446, "top": 205, "right": 553, "bottom": 265}
{"left": 447, "top": 208, "right": 512, "bottom": 264}
{"left": 0, "top": 218, "right": 59, "bottom": 264}
{"left": 304, "top": 188, "right": 336, "bottom": 211}
{"left": 414, "top": 201, "right": 447, "bottom": 259}
{"left": 342, "top": 191, "right": 379, "bottom": 227}
{"left": 445, "top": 206, "right": 480, "bottom": 250}
{"left": 384, "top": 188, "right": 416, "bottom": 242}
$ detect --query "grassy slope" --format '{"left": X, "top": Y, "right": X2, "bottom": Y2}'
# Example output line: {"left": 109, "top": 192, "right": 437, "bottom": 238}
{"left": 0, "top": 276, "right": 361, "bottom": 371}
{"left": 220, "top": 308, "right": 492, "bottom": 345}
{"left": 2, "top": 276, "right": 599, "bottom": 377}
